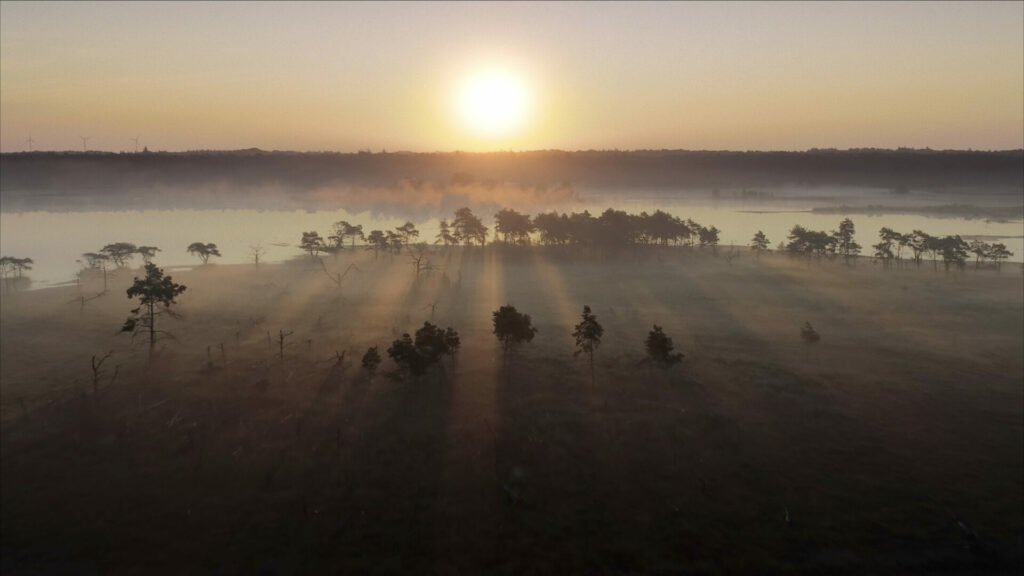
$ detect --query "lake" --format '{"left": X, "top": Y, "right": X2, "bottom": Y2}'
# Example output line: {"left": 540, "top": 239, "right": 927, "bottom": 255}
{"left": 2, "top": 187, "right": 1022, "bottom": 288}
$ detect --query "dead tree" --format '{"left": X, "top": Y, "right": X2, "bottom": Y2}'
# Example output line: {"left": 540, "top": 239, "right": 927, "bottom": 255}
{"left": 277, "top": 329, "right": 295, "bottom": 363}
{"left": 319, "top": 260, "right": 360, "bottom": 290}
{"left": 407, "top": 243, "right": 433, "bottom": 280}
{"left": 90, "top": 351, "right": 114, "bottom": 395}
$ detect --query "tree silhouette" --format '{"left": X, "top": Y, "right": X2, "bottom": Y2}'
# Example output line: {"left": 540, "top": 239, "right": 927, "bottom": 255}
{"left": 386, "top": 230, "right": 404, "bottom": 254}
{"left": 123, "top": 263, "right": 187, "bottom": 354}
{"left": 81, "top": 252, "right": 111, "bottom": 291}
{"left": 572, "top": 305, "right": 604, "bottom": 383}
{"left": 492, "top": 305, "right": 538, "bottom": 362}
{"left": 698, "top": 226, "right": 720, "bottom": 253}
{"left": 533, "top": 211, "right": 571, "bottom": 245}
{"left": 407, "top": 243, "right": 433, "bottom": 280}
{"left": 102, "top": 242, "right": 138, "bottom": 267}
{"left": 873, "top": 228, "right": 899, "bottom": 268}
{"left": 832, "top": 218, "right": 861, "bottom": 263}
{"left": 0, "top": 256, "right": 34, "bottom": 277}
{"left": 387, "top": 322, "right": 461, "bottom": 377}
{"left": 187, "top": 242, "right": 222, "bottom": 265}
{"left": 968, "top": 240, "right": 990, "bottom": 270}
{"left": 750, "top": 230, "right": 770, "bottom": 256}
{"left": 453, "top": 207, "right": 488, "bottom": 246}
{"left": 800, "top": 322, "right": 820, "bottom": 360}
{"left": 907, "top": 230, "right": 931, "bottom": 267}
{"left": 986, "top": 243, "right": 1013, "bottom": 271}
{"left": 396, "top": 221, "right": 420, "bottom": 246}
{"left": 435, "top": 219, "right": 457, "bottom": 247}
{"left": 362, "top": 346, "right": 381, "bottom": 382}
{"left": 137, "top": 246, "right": 161, "bottom": 264}
{"left": 248, "top": 243, "right": 267, "bottom": 265}
{"left": 331, "top": 220, "right": 365, "bottom": 249}
{"left": 936, "top": 235, "right": 969, "bottom": 271}
{"left": 299, "top": 232, "right": 324, "bottom": 259}
{"left": 786, "top": 226, "right": 833, "bottom": 260}
{"left": 645, "top": 325, "right": 684, "bottom": 366}
{"left": 494, "top": 209, "right": 535, "bottom": 245}
{"left": 366, "top": 230, "right": 388, "bottom": 257}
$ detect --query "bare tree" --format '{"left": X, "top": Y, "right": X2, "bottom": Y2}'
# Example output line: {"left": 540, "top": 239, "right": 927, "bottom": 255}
{"left": 276, "top": 329, "right": 295, "bottom": 363}
{"left": 249, "top": 243, "right": 267, "bottom": 265}
{"left": 90, "top": 351, "right": 114, "bottom": 395}
{"left": 319, "top": 260, "right": 360, "bottom": 290}
{"left": 407, "top": 243, "right": 433, "bottom": 280}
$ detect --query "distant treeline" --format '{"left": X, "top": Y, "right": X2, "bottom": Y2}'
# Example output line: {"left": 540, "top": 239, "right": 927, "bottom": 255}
{"left": 2, "top": 149, "right": 1021, "bottom": 209}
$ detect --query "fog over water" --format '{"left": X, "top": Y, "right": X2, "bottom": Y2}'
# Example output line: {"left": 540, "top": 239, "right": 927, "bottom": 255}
{"left": 2, "top": 184, "right": 1021, "bottom": 288}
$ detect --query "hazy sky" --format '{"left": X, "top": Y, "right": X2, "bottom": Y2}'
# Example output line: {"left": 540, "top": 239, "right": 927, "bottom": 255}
{"left": 1, "top": 1, "right": 1021, "bottom": 153}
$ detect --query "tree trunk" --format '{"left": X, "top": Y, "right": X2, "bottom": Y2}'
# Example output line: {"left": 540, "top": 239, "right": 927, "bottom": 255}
{"left": 148, "top": 302, "right": 156, "bottom": 354}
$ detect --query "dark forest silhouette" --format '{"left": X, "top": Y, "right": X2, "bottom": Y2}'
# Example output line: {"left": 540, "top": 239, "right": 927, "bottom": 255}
{"left": 2, "top": 149, "right": 1020, "bottom": 214}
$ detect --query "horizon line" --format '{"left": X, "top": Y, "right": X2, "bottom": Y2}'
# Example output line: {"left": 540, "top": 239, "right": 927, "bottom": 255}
{"left": 3, "top": 146, "right": 1023, "bottom": 156}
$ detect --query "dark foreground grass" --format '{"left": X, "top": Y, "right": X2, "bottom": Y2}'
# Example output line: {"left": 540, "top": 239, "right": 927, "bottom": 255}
{"left": 2, "top": 247, "right": 1022, "bottom": 574}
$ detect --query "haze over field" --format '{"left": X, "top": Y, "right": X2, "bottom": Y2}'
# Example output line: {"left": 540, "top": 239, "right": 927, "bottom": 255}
{"left": 1, "top": 2, "right": 1023, "bottom": 575}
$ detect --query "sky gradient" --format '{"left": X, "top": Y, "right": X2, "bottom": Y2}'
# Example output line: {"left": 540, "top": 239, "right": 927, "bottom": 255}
{"left": 1, "top": 1, "right": 1021, "bottom": 153}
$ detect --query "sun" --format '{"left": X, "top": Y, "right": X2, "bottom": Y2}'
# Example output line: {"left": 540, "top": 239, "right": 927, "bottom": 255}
{"left": 456, "top": 68, "right": 531, "bottom": 139}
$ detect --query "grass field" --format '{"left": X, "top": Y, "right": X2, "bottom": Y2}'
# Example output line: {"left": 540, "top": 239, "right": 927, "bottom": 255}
{"left": 2, "top": 246, "right": 1022, "bottom": 574}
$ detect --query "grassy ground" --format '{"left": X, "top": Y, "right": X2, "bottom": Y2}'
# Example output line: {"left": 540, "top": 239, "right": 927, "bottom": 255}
{"left": 2, "top": 246, "right": 1022, "bottom": 574}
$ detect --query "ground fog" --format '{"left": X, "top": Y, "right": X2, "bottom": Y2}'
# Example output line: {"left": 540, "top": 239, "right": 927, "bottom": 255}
{"left": 1, "top": 246, "right": 1022, "bottom": 574}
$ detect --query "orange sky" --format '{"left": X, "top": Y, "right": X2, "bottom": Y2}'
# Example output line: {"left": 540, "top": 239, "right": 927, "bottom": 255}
{"left": 1, "top": 1, "right": 1021, "bottom": 153}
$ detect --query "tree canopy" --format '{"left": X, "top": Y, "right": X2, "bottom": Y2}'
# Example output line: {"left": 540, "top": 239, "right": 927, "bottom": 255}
{"left": 187, "top": 242, "right": 222, "bottom": 264}
{"left": 492, "top": 305, "right": 538, "bottom": 355}
{"left": 123, "top": 262, "right": 187, "bottom": 352}
{"left": 645, "top": 325, "right": 684, "bottom": 366}
{"left": 388, "top": 322, "right": 461, "bottom": 376}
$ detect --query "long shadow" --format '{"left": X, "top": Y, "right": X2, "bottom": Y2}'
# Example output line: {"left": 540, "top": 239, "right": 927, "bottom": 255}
{"left": 426, "top": 244, "right": 507, "bottom": 569}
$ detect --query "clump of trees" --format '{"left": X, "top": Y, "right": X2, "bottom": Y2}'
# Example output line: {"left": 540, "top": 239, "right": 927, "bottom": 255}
{"left": 645, "top": 325, "right": 684, "bottom": 366}
{"left": 494, "top": 209, "right": 535, "bottom": 245}
{"left": 387, "top": 322, "right": 461, "bottom": 377}
{"left": 0, "top": 256, "right": 34, "bottom": 278}
{"left": 187, "top": 242, "right": 222, "bottom": 264}
{"left": 453, "top": 207, "right": 488, "bottom": 246}
{"left": 101, "top": 242, "right": 138, "bottom": 268}
{"left": 968, "top": 240, "right": 1014, "bottom": 270}
{"left": 871, "top": 227, "right": 1012, "bottom": 271}
{"left": 329, "top": 221, "right": 365, "bottom": 250}
{"left": 530, "top": 208, "right": 719, "bottom": 251}
{"left": 121, "top": 262, "right": 187, "bottom": 354}
{"left": 785, "top": 218, "right": 860, "bottom": 262}
{"left": 299, "top": 232, "right": 325, "bottom": 259}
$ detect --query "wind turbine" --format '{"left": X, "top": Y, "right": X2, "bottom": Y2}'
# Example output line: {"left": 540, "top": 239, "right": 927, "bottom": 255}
{"left": 79, "top": 136, "right": 91, "bottom": 152}
{"left": 26, "top": 134, "right": 34, "bottom": 152}
{"left": 130, "top": 136, "right": 140, "bottom": 153}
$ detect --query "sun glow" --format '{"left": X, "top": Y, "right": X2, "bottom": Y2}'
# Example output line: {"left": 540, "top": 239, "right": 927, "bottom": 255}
{"left": 455, "top": 68, "right": 531, "bottom": 139}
